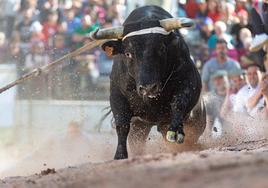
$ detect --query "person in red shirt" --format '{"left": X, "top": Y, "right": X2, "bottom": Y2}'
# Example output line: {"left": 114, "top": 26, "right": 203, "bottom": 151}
{"left": 207, "top": 0, "right": 221, "bottom": 23}
{"left": 235, "top": 0, "right": 247, "bottom": 13}
{"left": 42, "top": 10, "right": 59, "bottom": 47}
{"left": 185, "top": 0, "right": 199, "bottom": 18}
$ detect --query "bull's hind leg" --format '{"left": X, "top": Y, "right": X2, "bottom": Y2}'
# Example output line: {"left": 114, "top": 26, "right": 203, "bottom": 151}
{"left": 128, "top": 118, "right": 152, "bottom": 156}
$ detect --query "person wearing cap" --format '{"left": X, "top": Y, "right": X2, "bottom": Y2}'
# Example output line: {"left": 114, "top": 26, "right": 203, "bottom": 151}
{"left": 202, "top": 39, "right": 241, "bottom": 92}
{"left": 204, "top": 70, "right": 228, "bottom": 137}
{"left": 228, "top": 68, "right": 246, "bottom": 93}
{"left": 220, "top": 68, "right": 245, "bottom": 118}
{"left": 232, "top": 64, "right": 265, "bottom": 116}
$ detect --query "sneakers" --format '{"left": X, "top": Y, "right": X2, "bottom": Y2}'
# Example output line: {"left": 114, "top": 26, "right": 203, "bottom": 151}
{"left": 249, "top": 33, "right": 268, "bottom": 52}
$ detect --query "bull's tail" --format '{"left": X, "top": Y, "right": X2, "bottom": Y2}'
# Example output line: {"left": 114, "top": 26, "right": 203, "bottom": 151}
{"left": 94, "top": 106, "right": 114, "bottom": 132}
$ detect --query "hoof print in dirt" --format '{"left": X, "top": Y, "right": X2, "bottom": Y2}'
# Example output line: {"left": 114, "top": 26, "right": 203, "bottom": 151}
{"left": 41, "top": 168, "right": 56, "bottom": 176}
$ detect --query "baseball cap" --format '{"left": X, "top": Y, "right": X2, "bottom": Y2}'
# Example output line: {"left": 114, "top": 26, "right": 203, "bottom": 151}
{"left": 211, "top": 70, "right": 228, "bottom": 79}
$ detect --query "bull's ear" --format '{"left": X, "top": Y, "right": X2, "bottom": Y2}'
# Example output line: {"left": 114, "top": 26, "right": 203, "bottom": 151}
{"left": 101, "top": 40, "right": 123, "bottom": 57}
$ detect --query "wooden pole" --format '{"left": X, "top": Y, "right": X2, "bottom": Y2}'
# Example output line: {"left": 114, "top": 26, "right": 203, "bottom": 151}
{"left": 0, "top": 39, "right": 107, "bottom": 94}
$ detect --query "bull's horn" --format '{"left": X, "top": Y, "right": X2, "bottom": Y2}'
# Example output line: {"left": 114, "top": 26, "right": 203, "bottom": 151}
{"left": 89, "top": 26, "right": 124, "bottom": 40}
{"left": 160, "top": 18, "right": 194, "bottom": 31}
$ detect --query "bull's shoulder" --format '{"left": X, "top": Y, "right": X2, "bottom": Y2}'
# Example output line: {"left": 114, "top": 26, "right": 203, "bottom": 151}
{"left": 110, "top": 56, "right": 136, "bottom": 92}
{"left": 110, "top": 56, "right": 127, "bottom": 81}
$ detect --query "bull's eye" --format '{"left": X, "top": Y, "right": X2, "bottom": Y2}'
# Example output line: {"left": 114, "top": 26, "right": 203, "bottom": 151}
{"left": 125, "top": 52, "right": 132, "bottom": 59}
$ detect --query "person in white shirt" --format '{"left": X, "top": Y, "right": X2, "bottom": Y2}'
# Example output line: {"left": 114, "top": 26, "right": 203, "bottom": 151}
{"left": 220, "top": 69, "right": 246, "bottom": 118}
{"left": 232, "top": 64, "right": 265, "bottom": 117}
{"left": 204, "top": 70, "right": 228, "bottom": 138}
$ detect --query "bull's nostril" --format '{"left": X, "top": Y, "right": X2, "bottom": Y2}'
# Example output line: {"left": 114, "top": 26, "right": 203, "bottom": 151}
{"left": 138, "top": 84, "right": 160, "bottom": 96}
{"left": 151, "top": 84, "right": 158, "bottom": 91}
{"left": 138, "top": 85, "right": 147, "bottom": 95}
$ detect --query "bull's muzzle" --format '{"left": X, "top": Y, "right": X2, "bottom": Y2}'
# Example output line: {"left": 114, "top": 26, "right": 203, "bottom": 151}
{"left": 138, "top": 83, "right": 161, "bottom": 98}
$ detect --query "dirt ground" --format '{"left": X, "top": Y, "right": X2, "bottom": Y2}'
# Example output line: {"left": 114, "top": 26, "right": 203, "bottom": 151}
{"left": 1, "top": 138, "right": 268, "bottom": 188}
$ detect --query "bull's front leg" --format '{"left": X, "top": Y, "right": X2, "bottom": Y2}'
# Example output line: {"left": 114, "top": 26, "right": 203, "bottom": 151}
{"left": 166, "top": 92, "right": 191, "bottom": 144}
{"left": 110, "top": 86, "right": 133, "bottom": 160}
{"left": 114, "top": 124, "right": 130, "bottom": 159}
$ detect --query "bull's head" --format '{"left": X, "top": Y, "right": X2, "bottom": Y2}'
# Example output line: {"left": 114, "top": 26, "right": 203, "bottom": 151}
{"left": 90, "top": 18, "right": 194, "bottom": 99}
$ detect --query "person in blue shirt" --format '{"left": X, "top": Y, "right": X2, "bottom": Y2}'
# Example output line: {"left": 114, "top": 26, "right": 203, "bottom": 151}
{"left": 202, "top": 39, "right": 241, "bottom": 92}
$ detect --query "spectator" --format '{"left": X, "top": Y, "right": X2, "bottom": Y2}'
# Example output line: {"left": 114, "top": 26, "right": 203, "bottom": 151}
{"left": 264, "top": 46, "right": 268, "bottom": 71}
{"left": 221, "top": 2, "right": 238, "bottom": 32}
{"left": 204, "top": 70, "right": 228, "bottom": 137}
{"left": 230, "top": 9, "right": 253, "bottom": 49}
{"left": 24, "top": 41, "right": 49, "bottom": 99}
{"left": 238, "top": 28, "right": 263, "bottom": 69}
{"left": 202, "top": 39, "right": 241, "bottom": 92}
{"left": 185, "top": 0, "right": 199, "bottom": 18}
{"left": 208, "top": 21, "right": 234, "bottom": 54}
{"left": 220, "top": 69, "right": 246, "bottom": 118}
{"left": 199, "top": 17, "right": 214, "bottom": 42}
{"left": 62, "top": 7, "right": 82, "bottom": 47}
{"left": 3, "top": 0, "right": 21, "bottom": 40}
{"left": 249, "top": 7, "right": 268, "bottom": 52}
{"left": 196, "top": 0, "right": 207, "bottom": 20}
{"left": 235, "top": 0, "right": 247, "bottom": 13}
{"left": 91, "top": 0, "right": 108, "bottom": 25}
{"left": 72, "top": 0, "right": 84, "bottom": 18}
{"left": 15, "top": 8, "right": 34, "bottom": 49}
{"left": 39, "top": 0, "right": 61, "bottom": 23}
{"left": 0, "top": 32, "right": 8, "bottom": 63}
{"left": 259, "top": 73, "right": 268, "bottom": 118}
{"left": 195, "top": 0, "right": 209, "bottom": 33}
{"left": 72, "top": 14, "right": 99, "bottom": 48}
{"left": 64, "top": 7, "right": 82, "bottom": 35}
{"left": 177, "top": 1, "right": 186, "bottom": 17}
{"left": 106, "top": 0, "right": 124, "bottom": 25}
{"left": 232, "top": 64, "right": 265, "bottom": 116}
{"left": 42, "top": 10, "right": 59, "bottom": 47}
{"left": 25, "top": 41, "right": 49, "bottom": 70}
{"left": 49, "top": 33, "right": 71, "bottom": 99}
{"left": 29, "top": 21, "right": 45, "bottom": 43}
{"left": 207, "top": 0, "right": 221, "bottom": 23}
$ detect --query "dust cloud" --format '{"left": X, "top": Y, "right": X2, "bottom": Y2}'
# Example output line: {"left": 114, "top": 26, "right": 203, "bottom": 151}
{"left": 0, "top": 121, "right": 116, "bottom": 178}
{"left": 0, "top": 111, "right": 267, "bottom": 178}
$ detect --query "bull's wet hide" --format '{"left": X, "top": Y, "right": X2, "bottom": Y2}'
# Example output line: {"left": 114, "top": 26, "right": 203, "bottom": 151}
{"left": 90, "top": 5, "right": 205, "bottom": 160}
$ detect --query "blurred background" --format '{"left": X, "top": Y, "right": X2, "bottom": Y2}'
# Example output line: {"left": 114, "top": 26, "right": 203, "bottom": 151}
{"left": 0, "top": 0, "right": 267, "bottom": 177}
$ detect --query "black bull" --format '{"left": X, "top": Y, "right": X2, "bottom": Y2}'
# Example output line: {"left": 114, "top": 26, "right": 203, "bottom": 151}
{"left": 91, "top": 5, "right": 206, "bottom": 160}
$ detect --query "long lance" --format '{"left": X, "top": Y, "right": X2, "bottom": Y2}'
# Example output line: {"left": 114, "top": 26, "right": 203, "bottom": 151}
{"left": 0, "top": 39, "right": 107, "bottom": 94}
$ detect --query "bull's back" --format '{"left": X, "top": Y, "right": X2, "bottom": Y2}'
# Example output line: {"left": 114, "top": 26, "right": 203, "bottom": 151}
{"left": 124, "top": 5, "right": 172, "bottom": 25}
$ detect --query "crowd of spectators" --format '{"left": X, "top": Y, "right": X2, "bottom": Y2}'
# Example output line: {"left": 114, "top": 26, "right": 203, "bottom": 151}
{"left": 178, "top": 0, "right": 268, "bottom": 136}
{"left": 0, "top": 0, "right": 126, "bottom": 100}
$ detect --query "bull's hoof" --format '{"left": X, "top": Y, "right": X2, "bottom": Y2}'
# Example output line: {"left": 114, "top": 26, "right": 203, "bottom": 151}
{"left": 166, "top": 131, "right": 176, "bottom": 143}
{"left": 114, "top": 147, "right": 128, "bottom": 160}
{"left": 166, "top": 131, "right": 185, "bottom": 144}
{"left": 114, "top": 152, "right": 128, "bottom": 160}
{"left": 176, "top": 133, "right": 185, "bottom": 144}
